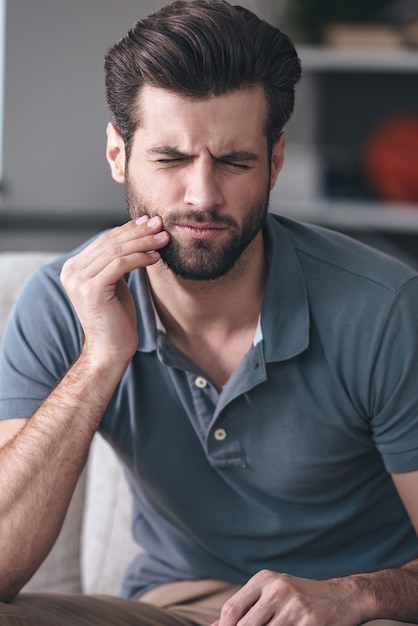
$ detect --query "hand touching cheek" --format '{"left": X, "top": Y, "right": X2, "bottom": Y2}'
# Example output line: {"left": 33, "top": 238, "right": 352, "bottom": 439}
{"left": 60, "top": 217, "right": 169, "bottom": 373}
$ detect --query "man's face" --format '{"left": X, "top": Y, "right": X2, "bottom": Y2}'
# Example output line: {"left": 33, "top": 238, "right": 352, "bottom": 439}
{"left": 108, "top": 85, "right": 284, "bottom": 281}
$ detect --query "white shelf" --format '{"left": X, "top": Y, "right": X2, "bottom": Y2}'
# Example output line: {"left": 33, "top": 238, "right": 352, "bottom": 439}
{"left": 297, "top": 46, "right": 418, "bottom": 73}
{"left": 270, "top": 198, "right": 418, "bottom": 232}
{"left": 279, "top": 46, "right": 418, "bottom": 233}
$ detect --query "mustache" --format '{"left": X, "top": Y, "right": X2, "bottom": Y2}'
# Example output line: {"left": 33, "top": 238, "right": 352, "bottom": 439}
{"left": 125, "top": 184, "right": 238, "bottom": 230}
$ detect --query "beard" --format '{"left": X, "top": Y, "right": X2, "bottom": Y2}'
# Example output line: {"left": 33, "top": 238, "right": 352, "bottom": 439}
{"left": 125, "top": 177, "right": 270, "bottom": 281}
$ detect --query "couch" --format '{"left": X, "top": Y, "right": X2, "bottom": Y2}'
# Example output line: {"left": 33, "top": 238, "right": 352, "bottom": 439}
{"left": 0, "top": 252, "right": 142, "bottom": 596}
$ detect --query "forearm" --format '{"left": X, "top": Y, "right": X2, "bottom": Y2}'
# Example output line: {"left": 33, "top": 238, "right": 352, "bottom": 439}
{"left": 0, "top": 352, "right": 122, "bottom": 601}
{"left": 348, "top": 559, "right": 418, "bottom": 623}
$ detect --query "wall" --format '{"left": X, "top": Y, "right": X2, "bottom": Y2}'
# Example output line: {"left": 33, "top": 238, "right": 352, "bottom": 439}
{"left": 2, "top": 0, "right": 160, "bottom": 217}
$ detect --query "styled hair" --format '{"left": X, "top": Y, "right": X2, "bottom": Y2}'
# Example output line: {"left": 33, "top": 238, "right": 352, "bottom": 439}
{"left": 104, "top": 0, "right": 301, "bottom": 158}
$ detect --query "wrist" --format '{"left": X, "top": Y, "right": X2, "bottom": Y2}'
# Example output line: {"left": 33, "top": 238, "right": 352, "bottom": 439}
{"left": 345, "top": 573, "right": 379, "bottom": 622}
{"left": 80, "top": 341, "right": 134, "bottom": 380}
{"left": 325, "top": 573, "right": 377, "bottom": 624}
{"left": 72, "top": 348, "right": 131, "bottom": 400}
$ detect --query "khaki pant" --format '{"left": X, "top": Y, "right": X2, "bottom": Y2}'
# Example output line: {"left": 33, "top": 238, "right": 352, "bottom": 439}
{"left": 0, "top": 579, "right": 414, "bottom": 625}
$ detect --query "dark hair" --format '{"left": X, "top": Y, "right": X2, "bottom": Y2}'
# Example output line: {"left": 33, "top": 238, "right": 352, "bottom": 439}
{"left": 104, "top": 0, "right": 301, "bottom": 158}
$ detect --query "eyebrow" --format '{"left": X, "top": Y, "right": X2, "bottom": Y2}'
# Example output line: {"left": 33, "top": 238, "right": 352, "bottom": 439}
{"left": 146, "top": 146, "right": 260, "bottom": 162}
{"left": 147, "top": 146, "right": 186, "bottom": 158}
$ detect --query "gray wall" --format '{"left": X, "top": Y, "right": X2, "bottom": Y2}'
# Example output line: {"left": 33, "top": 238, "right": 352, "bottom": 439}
{"left": 2, "top": 1, "right": 161, "bottom": 217}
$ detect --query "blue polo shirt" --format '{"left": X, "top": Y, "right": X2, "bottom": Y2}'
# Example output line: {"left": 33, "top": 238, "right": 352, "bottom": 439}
{"left": 1, "top": 214, "right": 418, "bottom": 598}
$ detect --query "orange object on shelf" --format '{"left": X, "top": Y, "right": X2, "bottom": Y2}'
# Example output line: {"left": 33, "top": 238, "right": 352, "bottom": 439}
{"left": 364, "top": 115, "right": 418, "bottom": 205}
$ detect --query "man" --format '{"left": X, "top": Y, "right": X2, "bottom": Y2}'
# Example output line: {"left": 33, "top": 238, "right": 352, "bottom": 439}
{"left": 0, "top": 1, "right": 418, "bottom": 624}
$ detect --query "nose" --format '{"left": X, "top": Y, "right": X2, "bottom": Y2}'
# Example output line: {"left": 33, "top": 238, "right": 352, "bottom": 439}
{"left": 183, "top": 159, "right": 223, "bottom": 211}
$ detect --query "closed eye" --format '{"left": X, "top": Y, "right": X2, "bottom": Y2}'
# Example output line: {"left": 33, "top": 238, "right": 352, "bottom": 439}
{"left": 156, "top": 156, "right": 190, "bottom": 166}
{"left": 217, "top": 151, "right": 259, "bottom": 171}
{"left": 157, "top": 158, "right": 185, "bottom": 163}
{"left": 222, "top": 160, "right": 251, "bottom": 170}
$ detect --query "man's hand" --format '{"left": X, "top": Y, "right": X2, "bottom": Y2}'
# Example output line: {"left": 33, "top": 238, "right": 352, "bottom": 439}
{"left": 211, "top": 569, "right": 370, "bottom": 626}
{"left": 60, "top": 215, "right": 169, "bottom": 372}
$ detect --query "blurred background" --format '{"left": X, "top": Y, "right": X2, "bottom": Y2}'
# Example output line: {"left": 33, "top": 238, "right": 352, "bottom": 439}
{"left": 0, "top": 0, "right": 417, "bottom": 264}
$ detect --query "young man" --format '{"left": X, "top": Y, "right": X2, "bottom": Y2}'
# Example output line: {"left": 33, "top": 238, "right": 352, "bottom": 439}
{"left": 0, "top": 1, "right": 418, "bottom": 624}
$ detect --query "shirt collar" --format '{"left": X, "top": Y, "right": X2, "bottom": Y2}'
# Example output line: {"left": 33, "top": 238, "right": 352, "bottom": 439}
{"left": 128, "top": 268, "right": 159, "bottom": 353}
{"left": 261, "top": 213, "right": 310, "bottom": 362}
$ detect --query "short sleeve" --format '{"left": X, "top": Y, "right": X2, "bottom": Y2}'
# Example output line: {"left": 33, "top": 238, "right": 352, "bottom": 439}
{"left": 369, "top": 276, "right": 418, "bottom": 473}
{"left": 0, "top": 258, "right": 83, "bottom": 419}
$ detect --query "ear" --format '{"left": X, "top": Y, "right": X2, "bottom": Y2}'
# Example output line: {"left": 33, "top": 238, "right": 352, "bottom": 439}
{"left": 270, "top": 131, "right": 286, "bottom": 190}
{"left": 106, "top": 123, "right": 126, "bottom": 183}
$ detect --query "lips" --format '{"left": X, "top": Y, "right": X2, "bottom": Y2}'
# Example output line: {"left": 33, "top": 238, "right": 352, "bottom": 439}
{"left": 175, "top": 223, "right": 227, "bottom": 239}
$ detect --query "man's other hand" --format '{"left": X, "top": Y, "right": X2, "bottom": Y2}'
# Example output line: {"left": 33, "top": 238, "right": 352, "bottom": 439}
{"left": 211, "top": 569, "right": 370, "bottom": 626}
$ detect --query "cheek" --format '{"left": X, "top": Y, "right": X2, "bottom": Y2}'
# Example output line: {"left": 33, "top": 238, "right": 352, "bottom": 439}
{"left": 145, "top": 166, "right": 186, "bottom": 200}
{"left": 227, "top": 172, "right": 269, "bottom": 205}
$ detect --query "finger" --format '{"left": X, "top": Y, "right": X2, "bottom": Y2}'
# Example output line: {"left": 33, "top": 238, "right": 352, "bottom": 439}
{"left": 82, "top": 218, "right": 168, "bottom": 274}
{"left": 68, "top": 216, "right": 167, "bottom": 273}
{"left": 61, "top": 219, "right": 169, "bottom": 286}
{"left": 91, "top": 250, "right": 161, "bottom": 292}
{"left": 217, "top": 586, "right": 261, "bottom": 626}
{"left": 227, "top": 601, "right": 275, "bottom": 626}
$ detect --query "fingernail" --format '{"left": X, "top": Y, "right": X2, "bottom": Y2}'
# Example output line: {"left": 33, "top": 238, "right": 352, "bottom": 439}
{"left": 153, "top": 231, "right": 167, "bottom": 241}
{"left": 135, "top": 215, "right": 148, "bottom": 225}
{"left": 147, "top": 216, "right": 159, "bottom": 227}
{"left": 146, "top": 250, "right": 160, "bottom": 257}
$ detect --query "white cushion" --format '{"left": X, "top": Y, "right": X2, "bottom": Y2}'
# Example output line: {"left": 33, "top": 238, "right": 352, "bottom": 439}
{"left": 81, "top": 435, "right": 141, "bottom": 595}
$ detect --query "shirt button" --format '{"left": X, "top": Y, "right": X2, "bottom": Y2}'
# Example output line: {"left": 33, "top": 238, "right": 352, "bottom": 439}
{"left": 214, "top": 428, "right": 227, "bottom": 441}
{"left": 195, "top": 376, "right": 208, "bottom": 389}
